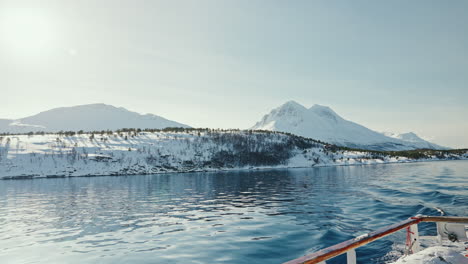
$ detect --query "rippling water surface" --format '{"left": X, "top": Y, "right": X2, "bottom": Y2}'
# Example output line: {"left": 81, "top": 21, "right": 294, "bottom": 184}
{"left": 1, "top": 161, "right": 467, "bottom": 264}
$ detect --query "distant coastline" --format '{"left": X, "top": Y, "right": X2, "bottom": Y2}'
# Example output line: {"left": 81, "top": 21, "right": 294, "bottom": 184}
{"left": 1, "top": 129, "right": 467, "bottom": 180}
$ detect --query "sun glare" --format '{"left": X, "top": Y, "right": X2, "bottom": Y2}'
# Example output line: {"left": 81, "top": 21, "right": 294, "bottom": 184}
{"left": 0, "top": 8, "right": 56, "bottom": 59}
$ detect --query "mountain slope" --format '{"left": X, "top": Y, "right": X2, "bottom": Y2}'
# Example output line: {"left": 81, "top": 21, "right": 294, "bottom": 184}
{"left": 1, "top": 129, "right": 465, "bottom": 179}
{"left": 0, "top": 104, "right": 190, "bottom": 133}
{"left": 382, "top": 132, "right": 445, "bottom": 150}
{"left": 251, "top": 101, "right": 445, "bottom": 151}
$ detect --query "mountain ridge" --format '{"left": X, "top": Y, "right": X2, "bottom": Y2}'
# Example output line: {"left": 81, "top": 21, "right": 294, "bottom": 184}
{"left": 382, "top": 131, "right": 444, "bottom": 150}
{"left": 251, "top": 101, "right": 446, "bottom": 151}
{"left": 0, "top": 103, "right": 190, "bottom": 133}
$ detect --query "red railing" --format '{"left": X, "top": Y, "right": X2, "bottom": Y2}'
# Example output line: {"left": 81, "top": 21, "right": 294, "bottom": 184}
{"left": 284, "top": 216, "right": 468, "bottom": 264}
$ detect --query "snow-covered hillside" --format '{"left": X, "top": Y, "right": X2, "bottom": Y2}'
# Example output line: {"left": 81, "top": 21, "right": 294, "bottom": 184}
{"left": 1, "top": 130, "right": 465, "bottom": 179}
{"left": 251, "top": 101, "right": 445, "bottom": 151}
{"left": 0, "top": 104, "right": 190, "bottom": 133}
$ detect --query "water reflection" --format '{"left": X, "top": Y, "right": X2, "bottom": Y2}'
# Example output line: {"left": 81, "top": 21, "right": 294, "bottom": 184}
{"left": 0, "top": 161, "right": 467, "bottom": 264}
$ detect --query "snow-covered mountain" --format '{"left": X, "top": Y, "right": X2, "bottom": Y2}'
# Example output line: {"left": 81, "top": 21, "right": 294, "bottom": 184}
{"left": 251, "top": 101, "right": 445, "bottom": 151}
{"left": 0, "top": 104, "right": 190, "bottom": 133}
{"left": 382, "top": 132, "right": 445, "bottom": 150}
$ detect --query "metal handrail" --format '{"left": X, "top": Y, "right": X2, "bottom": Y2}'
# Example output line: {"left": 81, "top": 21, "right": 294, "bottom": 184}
{"left": 284, "top": 216, "right": 468, "bottom": 264}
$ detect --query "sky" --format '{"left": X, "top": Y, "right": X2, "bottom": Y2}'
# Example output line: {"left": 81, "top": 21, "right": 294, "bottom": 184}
{"left": 0, "top": 0, "right": 467, "bottom": 148}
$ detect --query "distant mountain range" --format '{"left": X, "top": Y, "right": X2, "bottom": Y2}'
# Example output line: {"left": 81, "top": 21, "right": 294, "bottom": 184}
{"left": 0, "top": 102, "right": 446, "bottom": 151}
{"left": 0, "top": 104, "right": 190, "bottom": 133}
{"left": 251, "top": 101, "right": 446, "bottom": 151}
{"left": 381, "top": 132, "right": 444, "bottom": 149}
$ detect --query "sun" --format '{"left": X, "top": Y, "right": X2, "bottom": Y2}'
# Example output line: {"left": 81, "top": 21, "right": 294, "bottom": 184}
{"left": 0, "top": 7, "right": 56, "bottom": 59}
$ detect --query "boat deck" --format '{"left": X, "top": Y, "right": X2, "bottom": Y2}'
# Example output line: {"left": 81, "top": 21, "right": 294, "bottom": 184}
{"left": 391, "top": 229, "right": 468, "bottom": 264}
{"left": 284, "top": 217, "right": 468, "bottom": 264}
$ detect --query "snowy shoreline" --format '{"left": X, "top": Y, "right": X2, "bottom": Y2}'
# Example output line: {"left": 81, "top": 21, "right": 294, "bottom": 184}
{"left": 1, "top": 130, "right": 467, "bottom": 180}
{"left": 2, "top": 158, "right": 466, "bottom": 180}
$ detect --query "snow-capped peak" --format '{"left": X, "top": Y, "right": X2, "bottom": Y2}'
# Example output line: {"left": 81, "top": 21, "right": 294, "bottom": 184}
{"left": 281, "top": 100, "right": 307, "bottom": 109}
{"left": 252, "top": 101, "right": 307, "bottom": 130}
{"left": 274, "top": 101, "right": 307, "bottom": 115}
{"left": 383, "top": 131, "right": 423, "bottom": 142}
{"left": 309, "top": 104, "right": 334, "bottom": 112}
{"left": 395, "top": 132, "right": 423, "bottom": 142}
{"left": 381, "top": 131, "right": 446, "bottom": 149}
{"left": 251, "top": 101, "right": 445, "bottom": 151}
{"left": 309, "top": 104, "right": 341, "bottom": 122}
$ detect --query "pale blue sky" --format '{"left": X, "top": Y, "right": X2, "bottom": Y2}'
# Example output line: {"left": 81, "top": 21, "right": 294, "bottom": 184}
{"left": 1, "top": 0, "right": 467, "bottom": 147}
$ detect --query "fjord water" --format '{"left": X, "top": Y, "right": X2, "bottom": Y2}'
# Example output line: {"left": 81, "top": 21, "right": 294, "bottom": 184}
{"left": 1, "top": 161, "right": 467, "bottom": 264}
